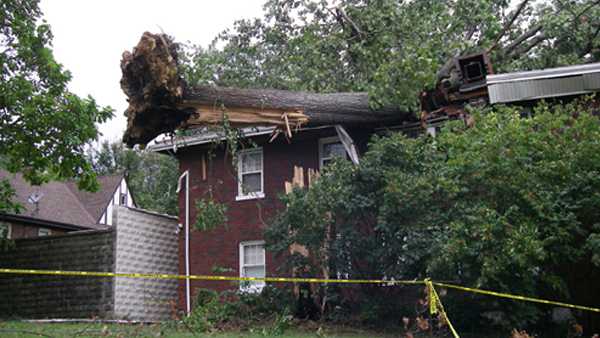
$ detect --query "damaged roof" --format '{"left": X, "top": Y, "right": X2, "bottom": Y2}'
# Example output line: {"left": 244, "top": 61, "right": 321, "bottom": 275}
{"left": 487, "top": 62, "right": 600, "bottom": 104}
{"left": 148, "top": 126, "right": 277, "bottom": 152}
{"left": 148, "top": 125, "right": 342, "bottom": 153}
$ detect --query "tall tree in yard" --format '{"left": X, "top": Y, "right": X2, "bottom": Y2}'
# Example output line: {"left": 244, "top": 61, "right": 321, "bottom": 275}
{"left": 181, "top": 0, "right": 600, "bottom": 111}
{"left": 121, "top": 0, "right": 599, "bottom": 147}
{"left": 0, "top": 1, "right": 112, "bottom": 217}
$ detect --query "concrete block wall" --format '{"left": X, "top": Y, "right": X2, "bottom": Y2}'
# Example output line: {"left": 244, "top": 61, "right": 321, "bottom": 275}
{"left": 0, "top": 230, "right": 115, "bottom": 319}
{"left": 113, "top": 206, "right": 179, "bottom": 321}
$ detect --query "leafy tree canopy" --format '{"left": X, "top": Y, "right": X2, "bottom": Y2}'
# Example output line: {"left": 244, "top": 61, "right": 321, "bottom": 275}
{"left": 266, "top": 99, "right": 600, "bottom": 328}
{"left": 1, "top": 0, "right": 113, "bottom": 194}
{"left": 181, "top": 0, "right": 599, "bottom": 112}
{"left": 87, "top": 141, "right": 179, "bottom": 215}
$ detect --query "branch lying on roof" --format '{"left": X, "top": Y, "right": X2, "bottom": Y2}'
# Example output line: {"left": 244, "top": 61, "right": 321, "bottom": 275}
{"left": 120, "top": 32, "right": 412, "bottom": 147}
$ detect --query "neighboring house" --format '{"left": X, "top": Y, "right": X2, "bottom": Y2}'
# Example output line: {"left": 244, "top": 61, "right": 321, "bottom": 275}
{"left": 150, "top": 61, "right": 600, "bottom": 313}
{"left": 0, "top": 171, "right": 136, "bottom": 239}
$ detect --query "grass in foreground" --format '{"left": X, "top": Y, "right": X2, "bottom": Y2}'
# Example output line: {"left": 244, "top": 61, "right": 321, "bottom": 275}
{"left": 0, "top": 320, "right": 523, "bottom": 338}
{"left": 0, "top": 321, "right": 406, "bottom": 338}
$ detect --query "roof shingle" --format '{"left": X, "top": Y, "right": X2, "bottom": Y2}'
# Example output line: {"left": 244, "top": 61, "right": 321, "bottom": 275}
{"left": 0, "top": 170, "right": 124, "bottom": 230}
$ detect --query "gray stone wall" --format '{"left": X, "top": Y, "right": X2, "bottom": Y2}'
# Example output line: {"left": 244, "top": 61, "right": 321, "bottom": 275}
{"left": 0, "top": 229, "right": 115, "bottom": 319}
{"left": 113, "top": 206, "right": 178, "bottom": 321}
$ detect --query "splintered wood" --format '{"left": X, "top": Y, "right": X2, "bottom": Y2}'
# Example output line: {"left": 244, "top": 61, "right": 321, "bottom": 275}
{"left": 284, "top": 166, "right": 320, "bottom": 193}
{"left": 182, "top": 104, "right": 309, "bottom": 135}
{"left": 285, "top": 165, "right": 329, "bottom": 315}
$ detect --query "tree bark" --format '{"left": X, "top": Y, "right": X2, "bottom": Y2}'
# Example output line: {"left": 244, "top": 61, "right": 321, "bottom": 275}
{"left": 121, "top": 32, "right": 412, "bottom": 147}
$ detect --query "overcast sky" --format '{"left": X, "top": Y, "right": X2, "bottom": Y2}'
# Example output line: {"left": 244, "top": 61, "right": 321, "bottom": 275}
{"left": 39, "top": 0, "right": 266, "bottom": 144}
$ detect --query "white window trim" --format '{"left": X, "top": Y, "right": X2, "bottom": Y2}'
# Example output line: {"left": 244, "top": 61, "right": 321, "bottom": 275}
{"left": 319, "top": 136, "right": 346, "bottom": 169}
{"left": 0, "top": 223, "right": 11, "bottom": 239}
{"left": 239, "top": 240, "right": 266, "bottom": 293}
{"left": 236, "top": 148, "right": 265, "bottom": 201}
{"left": 38, "top": 228, "right": 51, "bottom": 237}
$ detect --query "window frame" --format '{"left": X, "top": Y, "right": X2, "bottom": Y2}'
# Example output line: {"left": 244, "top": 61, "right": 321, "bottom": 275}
{"left": 38, "top": 228, "right": 51, "bottom": 237}
{"left": 236, "top": 148, "right": 265, "bottom": 201}
{"left": 0, "top": 223, "right": 11, "bottom": 239}
{"left": 239, "top": 240, "right": 266, "bottom": 293}
{"left": 318, "top": 136, "right": 347, "bottom": 170}
{"left": 120, "top": 192, "right": 128, "bottom": 205}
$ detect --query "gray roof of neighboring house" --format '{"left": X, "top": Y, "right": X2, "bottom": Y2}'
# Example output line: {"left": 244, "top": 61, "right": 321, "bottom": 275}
{"left": 65, "top": 174, "right": 124, "bottom": 223}
{"left": 486, "top": 62, "right": 600, "bottom": 104}
{"left": 0, "top": 170, "right": 124, "bottom": 230}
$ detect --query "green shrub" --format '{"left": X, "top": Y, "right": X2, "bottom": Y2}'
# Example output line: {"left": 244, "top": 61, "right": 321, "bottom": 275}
{"left": 184, "top": 286, "right": 295, "bottom": 333}
{"left": 194, "top": 198, "right": 227, "bottom": 231}
{"left": 266, "top": 100, "right": 600, "bottom": 331}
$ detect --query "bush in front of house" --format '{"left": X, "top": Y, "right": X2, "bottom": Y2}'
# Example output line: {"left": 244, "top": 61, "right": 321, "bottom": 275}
{"left": 265, "top": 99, "right": 600, "bottom": 334}
{"left": 184, "top": 285, "right": 294, "bottom": 334}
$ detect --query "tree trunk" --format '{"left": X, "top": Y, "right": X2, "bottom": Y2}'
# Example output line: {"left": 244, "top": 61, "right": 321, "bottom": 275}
{"left": 120, "top": 32, "right": 412, "bottom": 147}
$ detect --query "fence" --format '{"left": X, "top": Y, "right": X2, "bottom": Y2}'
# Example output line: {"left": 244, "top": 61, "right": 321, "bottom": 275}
{"left": 0, "top": 206, "right": 178, "bottom": 321}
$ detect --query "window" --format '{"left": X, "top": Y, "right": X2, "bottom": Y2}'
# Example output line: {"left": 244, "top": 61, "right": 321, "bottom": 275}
{"left": 236, "top": 148, "right": 264, "bottom": 200}
{"left": 120, "top": 192, "right": 127, "bottom": 205}
{"left": 426, "top": 126, "right": 437, "bottom": 137}
{"left": 319, "top": 137, "right": 347, "bottom": 169}
{"left": 0, "top": 223, "right": 11, "bottom": 239}
{"left": 38, "top": 228, "right": 51, "bottom": 237}
{"left": 239, "top": 241, "right": 266, "bottom": 292}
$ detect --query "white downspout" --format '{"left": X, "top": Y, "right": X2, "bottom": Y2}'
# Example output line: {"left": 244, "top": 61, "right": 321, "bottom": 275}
{"left": 176, "top": 170, "right": 191, "bottom": 315}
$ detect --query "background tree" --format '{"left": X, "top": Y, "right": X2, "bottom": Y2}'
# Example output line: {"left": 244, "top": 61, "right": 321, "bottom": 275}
{"left": 87, "top": 141, "right": 179, "bottom": 215}
{"left": 180, "top": 0, "right": 599, "bottom": 112}
{"left": 0, "top": 0, "right": 112, "bottom": 189}
{"left": 1, "top": 0, "right": 112, "bottom": 243}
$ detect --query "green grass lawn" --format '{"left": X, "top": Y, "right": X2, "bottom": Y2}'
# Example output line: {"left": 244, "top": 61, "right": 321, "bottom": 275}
{"left": 0, "top": 320, "right": 524, "bottom": 338}
{"left": 0, "top": 321, "right": 407, "bottom": 338}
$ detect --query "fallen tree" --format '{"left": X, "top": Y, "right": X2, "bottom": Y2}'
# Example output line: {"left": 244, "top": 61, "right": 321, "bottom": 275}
{"left": 121, "top": 32, "right": 413, "bottom": 147}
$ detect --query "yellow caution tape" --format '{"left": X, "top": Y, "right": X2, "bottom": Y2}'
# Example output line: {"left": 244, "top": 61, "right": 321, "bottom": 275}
{"left": 432, "top": 281, "right": 600, "bottom": 313}
{"left": 0, "top": 268, "right": 422, "bottom": 285}
{"left": 1, "top": 268, "right": 598, "bottom": 315}
{"left": 427, "top": 279, "right": 460, "bottom": 338}
{"left": 425, "top": 278, "right": 437, "bottom": 315}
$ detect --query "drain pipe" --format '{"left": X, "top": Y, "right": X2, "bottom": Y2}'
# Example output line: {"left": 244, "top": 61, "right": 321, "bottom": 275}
{"left": 176, "top": 170, "right": 191, "bottom": 315}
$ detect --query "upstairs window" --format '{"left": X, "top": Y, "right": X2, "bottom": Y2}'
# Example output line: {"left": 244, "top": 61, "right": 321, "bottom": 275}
{"left": 120, "top": 192, "right": 127, "bottom": 205}
{"left": 0, "top": 223, "right": 11, "bottom": 239}
{"left": 237, "top": 148, "right": 264, "bottom": 200}
{"left": 239, "top": 241, "right": 266, "bottom": 292}
{"left": 319, "top": 137, "right": 347, "bottom": 169}
{"left": 38, "top": 228, "right": 51, "bottom": 237}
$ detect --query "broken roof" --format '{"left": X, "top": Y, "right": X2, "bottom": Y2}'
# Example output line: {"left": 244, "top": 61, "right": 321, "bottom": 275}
{"left": 148, "top": 125, "right": 340, "bottom": 153}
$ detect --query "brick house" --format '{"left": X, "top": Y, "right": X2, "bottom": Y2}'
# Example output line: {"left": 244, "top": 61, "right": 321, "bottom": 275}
{"left": 149, "top": 62, "right": 600, "bottom": 313}
{"left": 152, "top": 124, "right": 380, "bottom": 312}
{"left": 0, "top": 171, "right": 136, "bottom": 239}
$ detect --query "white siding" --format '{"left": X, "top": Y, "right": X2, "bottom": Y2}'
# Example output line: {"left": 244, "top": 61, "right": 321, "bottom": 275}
{"left": 99, "top": 177, "right": 136, "bottom": 226}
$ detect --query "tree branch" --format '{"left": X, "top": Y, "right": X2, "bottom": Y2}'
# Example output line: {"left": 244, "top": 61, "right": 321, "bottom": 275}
{"left": 488, "top": 0, "right": 531, "bottom": 53}
{"left": 334, "top": 7, "right": 366, "bottom": 40}
{"left": 579, "top": 24, "right": 600, "bottom": 58}
{"left": 499, "top": 24, "right": 542, "bottom": 57}
{"left": 508, "top": 32, "right": 548, "bottom": 59}
{"left": 573, "top": 0, "right": 600, "bottom": 23}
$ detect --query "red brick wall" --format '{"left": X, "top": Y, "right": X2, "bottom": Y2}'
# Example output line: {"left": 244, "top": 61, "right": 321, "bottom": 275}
{"left": 175, "top": 127, "right": 372, "bottom": 309}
